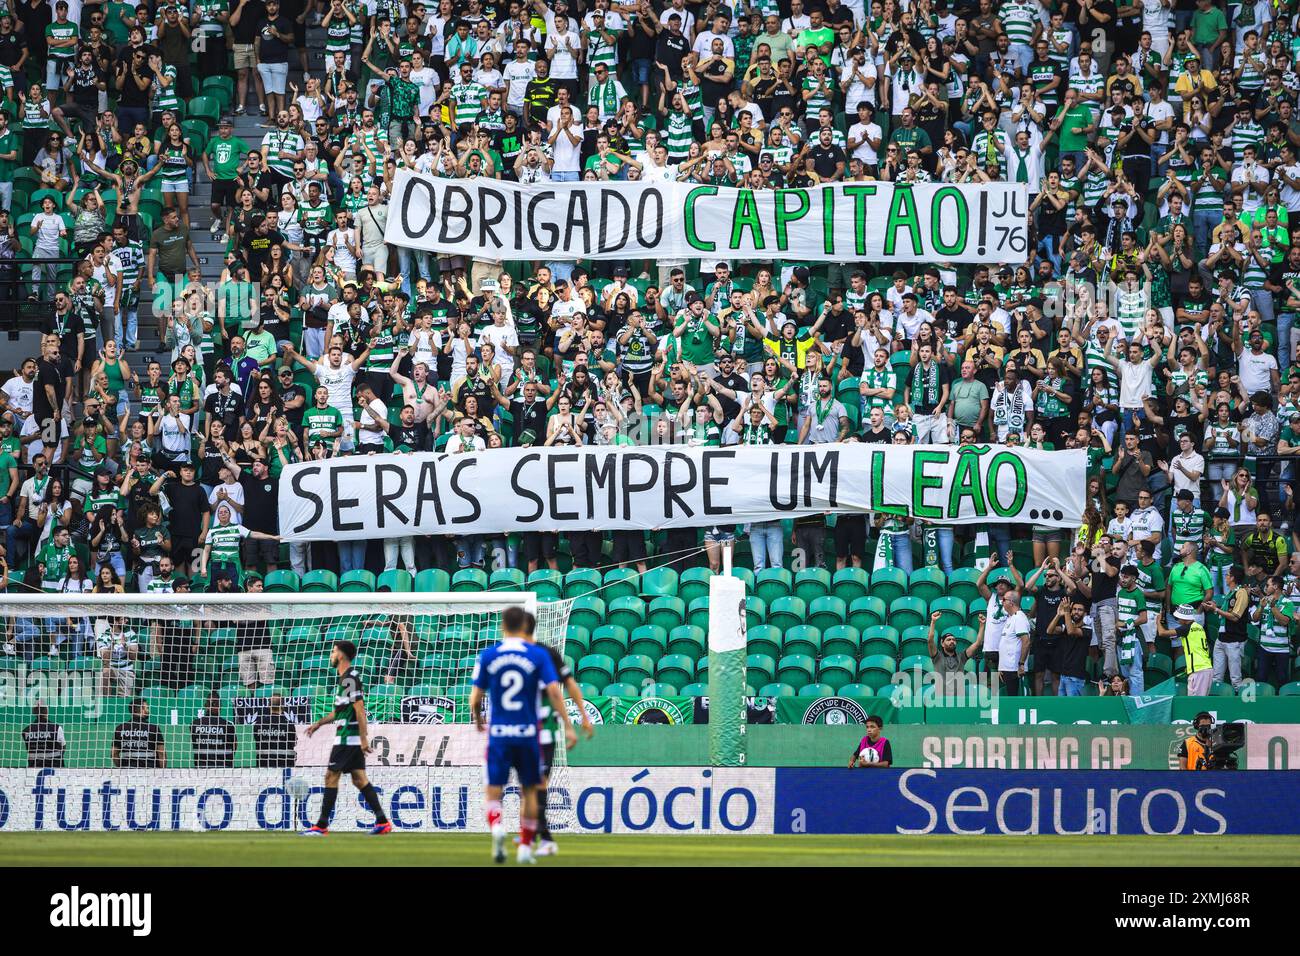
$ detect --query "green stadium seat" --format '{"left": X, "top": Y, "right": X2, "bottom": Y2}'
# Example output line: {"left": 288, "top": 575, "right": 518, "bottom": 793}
{"left": 264, "top": 569, "right": 300, "bottom": 592}
{"left": 629, "top": 625, "right": 668, "bottom": 663}
{"left": 946, "top": 567, "right": 983, "bottom": 607}
{"left": 644, "top": 682, "right": 679, "bottom": 697}
{"left": 563, "top": 625, "right": 590, "bottom": 659}
{"left": 200, "top": 75, "right": 234, "bottom": 108}
{"left": 687, "top": 596, "right": 711, "bottom": 630}
{"left": 831, "top": 567, "right": 870, "bottom": 604}
{"left": 794, "top": 567, "right": 832, "bottom": 605}
{"left": 1243, "top": 679, "right": 1275, "bottom": 697}
{"left": 376, "top": 569, "right": 413, "bottom": 592}
{"left": 889, "top": 596, "right": 928, "bottom": 634}
{"left": 837, "top": 683, "right": 875, "bottom": 698}
{"left": 746, "top": 653, "right": 777, "bottom": 687}
{"left": 414, "top": 569, "right": 451, "bottom": 592}
{"left": 577, "top": 654, "right": 616, "bottom": 687}
{"left": 580, "top": 683, "right": 601, "bottom": 698}
{"left": 847, "top": 595, "right": 887, "bottom": 632}
{"left": 526, "top": 569, "right": 564, "bottom": 600}
{"left": 869, "top": 566, "right": 907, "bottom": 606}
{"left": 656, "top": 653, "right": 695, "bottom": 687}
{"left": 339, "top": 569, "right": 376, "bottom": 592}
{"left": 908, "top": 568, "right": 946, "bottom": 605}
{"left": 776, "top": 653, "right": 816, "bottom": 687}
{"left": 564, "top": 567, "right": 603, "bottom": 598}
{"left": 187, "top": 95, "right": 220, "bottom": 127}
{"left": 607, "top": 595, "right": 647, "bottom": 632}
{"left": 452, "top": 568, "right": 489, "bottom": 592}
{"left": 681, "top": 682, "right": 708, "bottom": 697}
{"left": 639, "top": 567, "right": 679, "bottom": 597}
{"left": 861, "top": 624, "right": 901, "bottom": 658}
{"left": 602, "top": 567, "right": 640, "bottom": 600}
{"left": 695, "top": 657, "right": 710, "bottom": 680}
{"left": 767, "top": 595, "right": 807, "bottom": 632}
{"left": 569, "top": 595, "right": 606, "bottom": 634}
{"left": 589, "top": 624, "right": 630, "bottom": 660}
{"left": 301, "top": 569, "right": 337, "bottom": 592}
{"left": 1145, "top": 652, "right": 1173, "bottom": 685}
{"left": 808, "top": 595, "right": 847, "bottom": 633}
{"left": 1212, "top": 680, "right": 1238, "bottom": 697}
{"left": 666, "top": 625, "right": 706, "bottom": 659}
{"left": 836, "top": 376, "right": 859, "bottom": 403}
{"left": 930, "top": 595, "right": 967, "bottom": 634}
{"left": 857, "top": 654, "right": 898, "bottom": 691}
{"left": 899, "top": 628, "right": 932, "bottom": 659}
{"left": 821, "top": 624, "right": 861, "bottom": 658}
{"left": 755, "top": 567, "right": 794, "bottom": 606}
{"left": 678, "top": 567, "right": 713, "bottom": 604}
{"left": 782, "top": 624, "right": 821, "bottom": 658}
{"left": 743, "top": 624, "right": 779, "bottom": 660}
{"left": 730, "top": 567, "right": 755, "bottom": 592}
{"left": 745, "top": 596, "right": 766, "bottom": 631}
{"left": 797, "top": 682, "right": 834, "bottom": 697}
{"left": 818, "top": 653, "right": 858, "bottom": 690}
{"left": 616, "top": 653, "right": 656, "bottom": 686}
{"left": 1279, "top": 681, "right": 1300, "bottom": 696}
{"left": 647, "top": 595, "right": 686, "bottom": 632}
{"left": 758, "top": 682, "right": 796, "bottom": 697}
{"left": 602, "top": 682, "right": 639, "bottom": 697}
{"left": 489, "top": 567, "right": 526, "bottom": 591}
{"left": 944, "top": 625, "right": 978, "bottom": 655}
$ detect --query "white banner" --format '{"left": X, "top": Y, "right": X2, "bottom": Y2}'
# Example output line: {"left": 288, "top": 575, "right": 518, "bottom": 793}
{"left": 5, "top": 767, "right": 775, "bottom": 833}
{"left": 384, "top": 170, "right": 1029, "bottom": 263}
{"left": 278, "top": 444, "right": 1086, "bottom": 542}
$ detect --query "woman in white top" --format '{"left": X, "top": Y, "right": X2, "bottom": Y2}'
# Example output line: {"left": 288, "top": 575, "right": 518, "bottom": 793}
{"left": 1218, "top": 469, "right": 1259, "bottom": 535}
{"left": 29, "top": 196, "right": 67, "bottom": 302}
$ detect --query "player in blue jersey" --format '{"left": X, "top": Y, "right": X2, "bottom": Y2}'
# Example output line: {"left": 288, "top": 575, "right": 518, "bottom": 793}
{"left": 469, "top": 606, "right": 576, "bottom": 865}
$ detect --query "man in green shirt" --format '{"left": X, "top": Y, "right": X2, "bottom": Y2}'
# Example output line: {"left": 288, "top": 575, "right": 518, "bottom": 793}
{"left": 0, "top": 111, "right": 18, "bottom": 209}
{"left": 673, "top": 294, "right": 722, "bottom": 372}
{"left": 38, "top": 526, "right": 74, "bottom": 593}
{"left": 43, "top": 2, "right": 79, "bottom": 91}
{"left": 0, "top": 439, "right": 16, "bottom": 530}
{"left": 1167, "top": 541, "right": 1214, "bottom": 637}
{"left": 1190, "top": 0, "right": 1227, "bottom": 61}
{"left": 303, "top": 385, "right": 345, "bottom": 448}
{"left": 795, "top": 10, "right": 835, "bottom": 63}
{"left": 203, "top": 117, "right": 250, "bottom": 238}
{"left": 1052, "top": 88, "right": 1096, "bottom": 165}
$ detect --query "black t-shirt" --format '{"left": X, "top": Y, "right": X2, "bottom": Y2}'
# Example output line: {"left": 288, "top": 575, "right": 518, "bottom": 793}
{"left": 905, "top": 360, "right": 954, "bottom": 414}
{"left": 655, "top": 31, "right": 689, "bottom": 78}
{"left": 1090, "top": 556, "right": 1120, "bottom": 602}
{"left": 191, "top": 714, "right": 237, "bottom": 769}
{"left": 164, "top": 477, "right": 211, "bottom": 540}
{"left": 809, "top": 143, "right": 846, "bottom": 179}
{"left": 0, "top": 30, "right": 25, "bottom": 68}
{"left": 113, "top": 718, "right": 163, "bottom": 768}
{"left": 510, "top": 397, "right": 547, "bottom": 443}
{"left": 1057, "top": 622, "right": 1090, "bottom": 678}
{"left": 34, "top": 357, "right": 66, "bottom": 423}
{"left": 1033, "top": 586, "right": 1067, "bottom": 642}
{"left": 255, "top": 16, "right": 292, "bottom": 63}
{"left": 860, "top": 426, "right": 892, "bottom": 443}
{"left": 243, "top": 228, "right": 284, "bottom": 275}
{"left": 205, "top": 388, "right": 243, "bottom": 432}
{"left": 253, "top": 711, "right": 297, "bottom": 767}
{"left": 231, "top": 0, "right": 267, "bottom": 44}
{"left": 713, "top": 371, "right": 748, "bottom": 423}
{"left": 278, "top": 383, "right": 306, "bottom": 431}
{"left": 239, "top": 471, "right": 278, "bottom": 533}
{"left": 393, "top": 421, "right": 430, "bottom": 451}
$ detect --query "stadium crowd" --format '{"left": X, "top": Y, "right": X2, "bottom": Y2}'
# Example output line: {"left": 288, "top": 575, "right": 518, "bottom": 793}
{"left": 0, "top": 0, "right": 1298, "bottom": 700}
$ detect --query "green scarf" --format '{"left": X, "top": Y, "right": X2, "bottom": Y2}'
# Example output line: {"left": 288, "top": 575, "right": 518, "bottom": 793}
{"left": 910, "top": 360, "right": 939, "bottom": 408}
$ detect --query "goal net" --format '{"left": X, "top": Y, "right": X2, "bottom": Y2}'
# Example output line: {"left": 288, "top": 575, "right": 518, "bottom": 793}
{"left": 0, "top": 592, "right": 575, "bottom": 833}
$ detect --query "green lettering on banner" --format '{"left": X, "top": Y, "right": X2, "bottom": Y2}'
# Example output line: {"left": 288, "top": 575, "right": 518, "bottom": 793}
{"left": 821, "top": 186, "right": 836, "bottom": 255}
{"left": 774, "top": 189, "right": 811, "bottom": 250}
{"left": 683, "top": 186, "right": 718, "bottom": 252}
{"left": 985, "top": 450, "right": 1028, "bottom": 518}
{"left": 870, "top": 449, "right": 908, "bottom": 515}
{"left": 883, "top": 186, "right": 923, "bottom": 257}
{"left": 911, "top": 449, "right": 948, "bottom": 520}
{"left": 842, "top": 184, "right": 878, "bottom": 256}
{"left": 947, "top": 445, "right": 989, "bottom": 518}
{"left": 930, "top": 186, "right": 969, "bottom": 257}
{"left": 729, "top": 189, "right": 766, "bottom": 250}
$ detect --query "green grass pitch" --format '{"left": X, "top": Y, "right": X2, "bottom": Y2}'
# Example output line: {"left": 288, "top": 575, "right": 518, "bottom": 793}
{"left": 3, "top": 833, "right": 1298, "bottom": 866}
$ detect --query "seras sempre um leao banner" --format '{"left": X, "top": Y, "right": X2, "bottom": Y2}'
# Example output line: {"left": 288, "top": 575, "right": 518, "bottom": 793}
{"left": 277, "top": 443, "right": 1085, "bottom": 542}
{"left": 384, "top": 170, "right": 1030, "bottom": 264}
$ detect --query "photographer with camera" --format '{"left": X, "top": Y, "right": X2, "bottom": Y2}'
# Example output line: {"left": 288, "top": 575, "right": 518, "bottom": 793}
{"left": 1177, "top": 711, "right": 1216, "bottom": 770}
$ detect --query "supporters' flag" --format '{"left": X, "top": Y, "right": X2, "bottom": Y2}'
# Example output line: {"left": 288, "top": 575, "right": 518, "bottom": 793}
{"left": 1123, "top": 678, "right": 1179, "bottom": 725}
{"left": 923, "top": 525, "right": 939, "bottom": 568}
{"left": 872, "top": 530, "right": 893, "bottom": 573}
{"left": 971, "top": 531, "right": 991, "bottom": 572}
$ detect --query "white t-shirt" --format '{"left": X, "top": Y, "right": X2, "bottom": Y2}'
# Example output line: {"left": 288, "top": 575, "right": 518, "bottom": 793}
{"left": 1238, "top": 348, "right": 1278, "bottom": 395}
{"left": 550, "top": 123, "right": 583, "bottom": 172}
{"left": 478, "top": 323, "right": 519, "bottom": 378}
{"left": 693, "top": 30, "right": 734, "bottom": 57}
{"left": 315, "top": 356, "right": 358, "bottom": 416}
{"left": 2, "top": 375, "right": 34, "bottom": 418}
{"left": 1116, "top": 358, "right": 1155, "bottom": 409}
{"left": 358, "top": 397, "right": 388, "bottom": 446}
{"left": 1229, "top": 163, "right": 1270, "bottom": 213}
{"left": 31, "top": 213, "right": 64, "bottom": 253}
{"left": 848, "top": 121, "right": 881, "bottom": 165}
{"left": 998, "top": 610, "right": 1032, "bottom": 670}
{"left": 545, "top": 29, "right": 580, "bottom": 79}
{"left": 1278, "top": 163, "right": 1300, "bottom": 213}
{"left": 503, "top": 59, "right": 536, "bottom": 110}
{"left": 410, "top": 66, "right": 441, "bottom": 116}
{"left": 209, "top": 482, "right": 245, "bottom": 523}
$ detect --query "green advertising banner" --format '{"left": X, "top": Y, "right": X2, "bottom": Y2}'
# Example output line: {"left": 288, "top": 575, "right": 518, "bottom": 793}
{"left": 584, "top": 696, "right": 697, "bottom": 726}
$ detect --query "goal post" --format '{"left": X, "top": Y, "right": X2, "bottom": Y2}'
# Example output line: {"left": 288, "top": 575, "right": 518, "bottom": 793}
{"left": 0, "top": 591, "right": 577, "bottom": 832}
